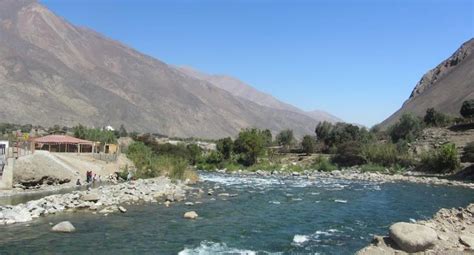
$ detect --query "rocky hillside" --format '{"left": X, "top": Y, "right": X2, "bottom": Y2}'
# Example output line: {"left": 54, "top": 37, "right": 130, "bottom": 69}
{"left": 381, "top": 38, "right": 474, "bottom": 128}
{"left": 0, "top": 0, "right": 336, "bottom": 139}
{"left": 178, "top": 66, "right": 342, "bottom": 123}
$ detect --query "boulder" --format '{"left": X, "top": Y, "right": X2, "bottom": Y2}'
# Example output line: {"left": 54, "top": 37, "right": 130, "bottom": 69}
{"left": 51, "top": 221, "right": 75, "bottom": 233}
{"left": 81, "top": 193, "right": 100, "bottom": 202}
{"left": 389, "top": 222, "right": 437, "bottom": 253}
{"left": 460, "top": 234, "right": 474, "bottom": 248}
{"left": 184, "top": 211, "right": 198, "bottom": 219}
{"left": 118, "top": 206, "right": 127, "bottom": 213}
{"left": 3, "top": 207, "right": 32, "bottom": 223}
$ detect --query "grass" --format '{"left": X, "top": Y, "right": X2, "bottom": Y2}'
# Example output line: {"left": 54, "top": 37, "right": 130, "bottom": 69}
{"left": 311, "top": 156, "right": 337, "bottom": 172}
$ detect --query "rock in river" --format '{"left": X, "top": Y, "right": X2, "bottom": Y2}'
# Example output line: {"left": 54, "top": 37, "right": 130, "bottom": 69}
{"left": 81, "top": 193, "right": 100, "bottom": 202}
{"left": 389, "top": 222, "right": 437, "bottom": 252}
{"left": 184, "top": 211, "right": 198, "bottom": 219}
{"left": 118, "top": 206, "right": 127, "bottom": 213}
{"left": 51, "top": 221, "right": 76, "bottom": 233}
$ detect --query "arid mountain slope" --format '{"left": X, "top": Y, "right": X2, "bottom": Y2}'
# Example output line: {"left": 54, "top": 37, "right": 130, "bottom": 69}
{"left": 0, "top": 0, "right": 336, "bottom": 139}
{"left": 178, "top": 66, "right": 342, "bottom": 123}
{"left": 381, "top": 38, "right": 474, "bottom": 128}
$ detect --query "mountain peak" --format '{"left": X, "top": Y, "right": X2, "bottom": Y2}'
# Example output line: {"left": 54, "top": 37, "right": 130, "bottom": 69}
{"left": 380, "top": 38, "right": 474, "bottom": 128}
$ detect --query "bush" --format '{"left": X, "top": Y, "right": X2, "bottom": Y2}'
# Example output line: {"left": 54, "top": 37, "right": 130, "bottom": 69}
{"left": 461, "top": 142, "right": 474, "bottom": 163}
{"left": 388, "top": 113, "right": 424, "bottom": 143}
{"left": 126, "top": 142, "right": 194, "bottom": 180}
{"left": 360, "top": 163, "right": 386, "bottom": 173}
{"left": 312, "top": 156, "right": 337, "bottom": 172}
{"left": 419, "top": 143, "right": 460, "bottom": 173}
{"left": 361, "top": 142, "right": 414, "bottom": 168}
{"left": 423, "top": 108, "right": 452, "bottom": 127}
{"left": 460, "top": 99, "right": 474, "bottom": 118}
{"left": 331, "top": 141, "right": 367, "bottom": 167}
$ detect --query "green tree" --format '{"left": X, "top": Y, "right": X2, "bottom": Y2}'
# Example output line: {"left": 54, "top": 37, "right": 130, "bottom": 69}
{"left": 234, "top": 128, "right": 266, "bottom": 166}
{"left": 216, "top": 137, "right": 234, "bottom": 160}
{"left": 186, "top": 144, "right": 202, "bottom": 165}
{"left": 301, "top": 135, "right": 316, "bottom": 155}
{"left": 423, "top": 108, "right": 451, "bottom": 127}
{"left": 119, "top": 124, "right": 128, "bottom": 137}
{"left": 461, "top": 142, "right": 474, "bottom": 163}
{"left": 331, "top": 141, "right": 367, "bottom": 167}
{"left": 262, "top": 129, "right": 273, "bottom": 147}
{"left": 276, "top": 129, "right": 294, "bottom": 151}
{"left": 388, "top": 113, "right": 423, "bottom": 143}
{"left": 315, "top": 121, "right": 333, "bottom": 142}
{"left": 460, "top": 99, "right": 474, "bottom": 118}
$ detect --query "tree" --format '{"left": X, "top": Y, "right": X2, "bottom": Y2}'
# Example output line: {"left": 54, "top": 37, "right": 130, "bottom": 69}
{"left": 331, "top": 141, "right": 367, "bottom": 167}
{"left": 216, "top": 137, "right": 233, "bottom": 160}
{"left": 262, "top": 129, "right": 273, "bottom": 147}
{"left": 388, "top": 113, "right": 423, "bottom": 143}
{"left": 460, "top": 100, "right": 474, "bottom": 118}
{"left": 301, "top": 135, "right": 316, "bottom": 155}
{"left": 315, "top": 121, "right": 333, "bottom": 142}
{"left": 186, "top": 144, "right": 202, "bottom": 165}
{"left": 423, "top": 108, "right": 451, "bottom": 127}
{"left": 119, "top": 124, "right": 128, "bottom": 137}
{"left": 233, "top": 128, "right": 266, "bottom": 166}
{"left": 276, "top": 129, "right": 294, "bottom": 151}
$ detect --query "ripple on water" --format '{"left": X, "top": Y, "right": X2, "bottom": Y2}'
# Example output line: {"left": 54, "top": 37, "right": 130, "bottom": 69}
{"left": 178, "top": 241, "right": 259, "bottom": 255}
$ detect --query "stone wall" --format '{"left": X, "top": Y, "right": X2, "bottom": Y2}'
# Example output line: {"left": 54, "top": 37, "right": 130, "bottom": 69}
{"left": 0, "top": 158, "right": 14, "bottom": 190}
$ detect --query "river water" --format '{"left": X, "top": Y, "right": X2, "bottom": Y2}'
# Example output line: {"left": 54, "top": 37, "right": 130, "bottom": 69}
{"left": 0, "top": 172, "right": 473, "bottom": 254}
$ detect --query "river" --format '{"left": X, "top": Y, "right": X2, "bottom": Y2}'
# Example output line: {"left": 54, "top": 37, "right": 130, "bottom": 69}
{"left": 0, "top": 172, "right": 473, "bottom": 254}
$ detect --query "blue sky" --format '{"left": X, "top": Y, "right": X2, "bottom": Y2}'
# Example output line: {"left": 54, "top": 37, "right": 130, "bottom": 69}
{"left": 41, "top": 0, "right": 473, "bottom": 127}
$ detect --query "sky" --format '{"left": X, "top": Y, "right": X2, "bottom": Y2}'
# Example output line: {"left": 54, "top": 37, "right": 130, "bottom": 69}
{"left": 41, "top": 0, "right": 473, "bottom": 127}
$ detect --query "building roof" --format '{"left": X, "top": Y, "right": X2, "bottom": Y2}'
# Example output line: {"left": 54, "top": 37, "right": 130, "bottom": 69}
{"left": 33, "top": 135, "right": 93, "bottom": 145}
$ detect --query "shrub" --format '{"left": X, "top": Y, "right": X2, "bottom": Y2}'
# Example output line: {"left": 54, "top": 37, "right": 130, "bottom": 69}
{"left": 388, "top": 113, "right": 424, "bottom": 143}
{"left": 360, "top": 163, "right": 386, "bottom": 173}
{"left": 331, "top": 141, "right": 367, "bottom": 167}
{"left": 127, "top": 141, "right": 194, "bottom": 180}
{"left": 361, "top": 142, "right": 414, "bottom": 168}
{"left": 461, "top": 142, "right": 474, "bottom": 163}
{"left": 419, "top": 143, "right": 460, "bottom": 173}
{"left": 312, "top": 156, "right": 337, "bottom": 172}
{"left": 423, "top": 108, "right": 452, "bottom": 127}
{"left": 460, "top": 99, "right": 474, "bottom": 118}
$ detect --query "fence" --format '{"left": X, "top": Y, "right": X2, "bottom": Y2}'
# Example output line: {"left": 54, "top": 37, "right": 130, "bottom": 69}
{"left": 92, "top": 152, "right": 118, "bottom": 163}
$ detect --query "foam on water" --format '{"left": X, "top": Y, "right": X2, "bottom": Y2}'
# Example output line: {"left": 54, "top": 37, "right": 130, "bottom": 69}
{"left": 179, "top": 241, "right": 270, "bottom": 255}
{"left": 292, "top": 235, "right": 309, "bottom": 245}
{"left": 199, "top": 172, "right": 381, "bottom": 191}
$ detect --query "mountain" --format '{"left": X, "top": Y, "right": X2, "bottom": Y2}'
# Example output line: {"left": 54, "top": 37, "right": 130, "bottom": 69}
{"left": 177, "top": 66, "right": 343, "bottom": 123}
{"left": 0, "top": 0, "right": 339, "bottom": 139}
{"left": 380, "top": 38, "right": 474, "bottom": 128}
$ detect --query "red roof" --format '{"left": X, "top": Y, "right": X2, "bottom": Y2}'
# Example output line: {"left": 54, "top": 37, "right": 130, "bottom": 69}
{"left": 33, "top": 135, "right": 93, "bottom": 144}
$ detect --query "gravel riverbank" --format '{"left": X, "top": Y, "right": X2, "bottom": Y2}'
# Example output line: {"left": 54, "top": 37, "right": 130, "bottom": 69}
{"left": 0, "top": 177, "right": 188, "bottom": 225}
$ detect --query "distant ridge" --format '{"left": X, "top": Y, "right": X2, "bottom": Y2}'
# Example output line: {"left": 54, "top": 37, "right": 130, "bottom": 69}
{"left": 177, "top": 66, "right": 343, "bottom": 124}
